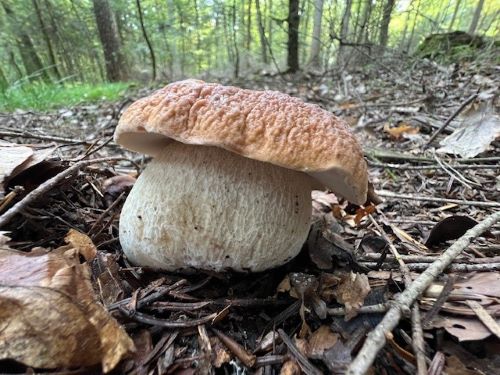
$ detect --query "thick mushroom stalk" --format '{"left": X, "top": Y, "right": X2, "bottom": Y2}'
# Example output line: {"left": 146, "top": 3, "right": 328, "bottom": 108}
{"left": 119, "top": 142, "right": 313, "bottom": 272}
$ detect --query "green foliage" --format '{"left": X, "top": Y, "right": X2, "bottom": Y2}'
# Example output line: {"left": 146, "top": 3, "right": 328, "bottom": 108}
{"left": 0, "top": 82, "right": 129, "bottom": 112}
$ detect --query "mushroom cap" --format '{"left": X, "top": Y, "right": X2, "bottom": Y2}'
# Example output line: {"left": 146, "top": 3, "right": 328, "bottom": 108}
{"left": 114, "top": 79, "right": 368, "bottom": 204}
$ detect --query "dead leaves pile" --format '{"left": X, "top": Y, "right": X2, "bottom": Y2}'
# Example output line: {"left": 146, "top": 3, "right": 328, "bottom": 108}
{"left": 0, "top": 229, "right": 134, "bottom": 372}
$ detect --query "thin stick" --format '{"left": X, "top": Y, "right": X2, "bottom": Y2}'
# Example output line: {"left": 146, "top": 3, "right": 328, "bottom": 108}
{"left": 0, "top": 157, "right": 126, "bottom": 228}
{"left": 346, "top": 211, "right": 500, "bottom": 375}
{"left": 425, "top": 93, "right": 478, "bottom": 146}
{"left": 368, "top": 161, "right": 499, "bottom": 170}
{"left": 361, "top": 262, "right": 500, "bottom": 272}
{"left": 376, "top": 190, "right": 500, "bottom": 208}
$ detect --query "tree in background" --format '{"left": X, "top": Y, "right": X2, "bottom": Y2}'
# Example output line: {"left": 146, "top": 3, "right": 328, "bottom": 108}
{"left": 308, "top": 0, "right": 324, "bottom": 68}
{"left": 378, "top": 0, "right": 395, "bottom": 53}
{"left": 287, "top": 0, "right": 300, "bottom": 73}
{"left": 92, "top": 0, "right": 127, "bottom": 82}
{"left": 469, "top": 0, "right": 485, "bottom": 34}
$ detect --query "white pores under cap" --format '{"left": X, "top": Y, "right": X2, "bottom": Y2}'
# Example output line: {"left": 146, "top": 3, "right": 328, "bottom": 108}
{"left": 119, "top": 142, "right": 313, "bottom": 272}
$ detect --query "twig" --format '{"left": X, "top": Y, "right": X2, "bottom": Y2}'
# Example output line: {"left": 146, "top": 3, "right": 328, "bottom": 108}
{"left": 346, "top": 211, "right": 500, "bottom": 375}
{"left": 119, "top": 306, "right": 217, "bottom": 328}
{"left": 411, "top": 306, "right": 427, "bottom": 375}
{"left": 368, "top": 215, "right": 427, "bottom": 375}
{"left": 88, "top": 192, "right": 125, "bottom": 237}
{"left": 277, "top": 329, "right": 323, "bottom": 375}
{"left": 0, "top": 130, "right": 87, "bottom": 144}
{"left": 425, "top": 93, "right": 478, "bottom": 146}
{"left": 212, "top": 328, "right": 256, "bottom": 368}
{"left": 368, "top": 161, "right": 499, "bottom": 170}
{"left": 376, "top": 190, "right": 500, "bottom": 208}
{"left": 0, "top": 157, "right": 126, "bottom": 228}
{"left": 328, "top": 303, "right": 388, "bottom": 316}
{"left": 466, "top": 300, "right": 500, "bottom": 339}
{"left": 427, "top": 351, "right": 446, "bottom": 375}
{"left": 422, "top": 275, "right": 456, "bottom": 329}
{"left": 361, "top": 262, "right": 500, "bottom": 272}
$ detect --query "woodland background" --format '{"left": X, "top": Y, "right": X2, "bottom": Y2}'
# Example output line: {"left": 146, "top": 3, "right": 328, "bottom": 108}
{"left": 0, "top": 0, "right": 498, "bottom": 111}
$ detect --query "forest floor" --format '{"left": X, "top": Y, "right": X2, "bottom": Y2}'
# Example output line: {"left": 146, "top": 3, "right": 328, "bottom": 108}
{"left": 0, "top": 54, "right": 499, "bottom": 374}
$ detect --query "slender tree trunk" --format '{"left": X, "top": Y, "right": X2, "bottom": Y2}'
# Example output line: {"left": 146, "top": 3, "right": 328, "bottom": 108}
{"left": 246, "top": 0, "right": 252, "bottom": 50}
{"left": 378, "top": 0, "right": 395, "bottom": 52}
{"left": 287, "top": 0, "right": 300, "bottom": 73}
{"left": 468, "top": 0, "right": 484, "bottom": 34}
{"left": 0, "top": 66, "right": 8, "bottom": 91}
{"left": 9, "top": 51, "right": 24, "bottom": 79}
{"left": 308, "top": 0, "right": 324, "bottom": 68}
{"left": 356, "top": 0, "right": 372, "bottom": 44}
{"left": 255, "top": 0, "right": 268, "bottom": 63}
{"left": 406, "top": 0, "right": 421, "bottom": 52}
{"left": 300, "top": 0, "right": 310, "bottom": 64}
{"left": 1, "top": 1, "right": 50, "bottom": 82}
{"left": 232, "top": 0, "right": 240, "bottom": 78}
{"left": 32, "top": 0, "right": 61, "bottom": 80}
{"left": 448, "top": 0, "right": 462, "bottom": 31}
{"left": 92, "top": 0, "right": 128, "bottom": 82}
{"left": 193, "top": 0, "right": 202, "bottom": 71}
{"left": 267, "top": 0, "right": 273, "bottom": 55}
{"left": 135, "top": 0, "right": 156, "bottom": 81}
{"left": 337, "top": 0, "right": 353, "bottom": 65}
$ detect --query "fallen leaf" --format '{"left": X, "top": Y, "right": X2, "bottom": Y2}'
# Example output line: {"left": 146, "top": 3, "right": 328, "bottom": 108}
{"left": 307, "top": 326, "right": 339, "bottom": 359}
{"left": 432, "top": 315, "right": 498, "bottom": 341}
{"left": 0, "top": 141, "right": 33, "bottom": 197}
{"left": 425, "top": 215, "right": 479, "bottom": 246}
{"left": 445, "top": 355, "right": 483, "bottom": 375}
{"left": 384, "top": 123, "right": 420, "bottom": 140}
{"left": 334, "top": 272, "right": 371, "bottom": 320}
{"left": 280, "top": 360, "right": 301, "bottom": 375}
{"left": 437, "top": 102, "right": 500, "bottom": 158}
{"left": 0, "top": 231, "right": 134, "bottom": 372}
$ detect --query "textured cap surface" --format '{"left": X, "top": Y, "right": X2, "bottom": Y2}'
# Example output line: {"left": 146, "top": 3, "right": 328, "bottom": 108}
{"left": 114, "top": 79, "right": 368, "bottom": 204}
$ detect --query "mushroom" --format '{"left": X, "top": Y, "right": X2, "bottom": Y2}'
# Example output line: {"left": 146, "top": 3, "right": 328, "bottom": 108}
{"left": 114, "top": 79, "right": 368, "bottom": 272}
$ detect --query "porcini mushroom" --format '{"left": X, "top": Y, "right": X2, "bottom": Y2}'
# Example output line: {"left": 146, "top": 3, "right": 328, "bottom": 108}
{"left": 114, "top": 79, "right": 367, "bottom": 272}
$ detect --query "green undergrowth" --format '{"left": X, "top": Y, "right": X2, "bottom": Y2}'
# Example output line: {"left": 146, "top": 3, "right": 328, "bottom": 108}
{"left": 0, "top": 82, "right": 130, "bottom": 112}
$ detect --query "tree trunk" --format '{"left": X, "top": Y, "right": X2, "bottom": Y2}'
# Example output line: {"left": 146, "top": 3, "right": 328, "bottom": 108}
{"left": 255, "top": 0, "right": 268, "bottom": 63}
{"left": 287, "top": 0, "right": 300, "bottom": 73}
{"left": 406, "top": 0, "right": 421, "bottom": 52}
{"left": 448, "top": 0, "right": 462, "bottom": 31}
{"left": 32, "top": 0, "right": 61, "bottom": 80}
{"left": 468, "top": 0, "right": 484, "bottom": 34}
{"left": 135, "top": 0, "right": 156, "bottom": 81}
{"left": 356, "top": 0, "right": 372, "bottom": 44}
{"left": 246, "top": 0, "right": 252, "bottom": 50}
{"left": 92, "top": 0, "right": 128, "bottom": 82}
{"left": 232, "top": 0, "right": 240, "bottom": 78}
{"left": 1, "top": 1, "right": 50, "bottom": 82}
{"left": 0, "top": 66, "right": 8, "bottom": 91}
{"left": 308, "top": 0, "right": 324, "bottom": 68}
{"left": 378, "top": 0, "right": 395, "bottom": 52}
{"left": 337, "top": 0, "right": 353, "bottom": 65}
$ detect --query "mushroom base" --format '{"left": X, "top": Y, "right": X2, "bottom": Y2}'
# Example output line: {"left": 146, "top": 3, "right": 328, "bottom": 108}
{"left": 119, "top": 142, "right": 313, "bottom": 272}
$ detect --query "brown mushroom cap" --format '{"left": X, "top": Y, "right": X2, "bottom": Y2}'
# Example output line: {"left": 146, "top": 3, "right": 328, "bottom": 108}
{"left": 115, "top": 79, "right": 368, "bottom": 204}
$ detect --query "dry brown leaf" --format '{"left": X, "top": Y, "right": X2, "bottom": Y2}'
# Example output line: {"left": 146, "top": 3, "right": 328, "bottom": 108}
{"left": 0, "top": 231, "right": 134, "bottom": 372}
{"left": 432, "top": 316, "right": 497, "bottom": 341}
{"left": 445, "top": 355, "right": 483, "bottom": 375}
{"left": 307, "top": 326, "right": 339, "bottom": 359}
{"left": 210, "top": 336, "right": 231, "bottom": 368}
{"left": 0, "top": 141, "right": 33, "bottom": 196}
{"left": 383, "top": 123, "right": 420, "bottom": 140}
{"left": 334, "top": 272, "right": 371, "bottom": 320}
{"left": 280, "top": 359, "right": 302, "bottom": 375}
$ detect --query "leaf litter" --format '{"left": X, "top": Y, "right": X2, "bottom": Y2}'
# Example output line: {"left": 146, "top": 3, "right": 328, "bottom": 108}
{"left": 0, "top": 55, "right": 499, "bottom": 374}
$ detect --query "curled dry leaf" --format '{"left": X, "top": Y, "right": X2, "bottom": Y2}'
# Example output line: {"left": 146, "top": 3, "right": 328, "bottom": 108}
{"left": 0, "top": 230, "right": 134, "bottom": 372}
{"left": 431, "top": 316, "right": 496, "bottom": 342}
{"left": 383, "top": 123, "right": 419, "bottom": 140}
{"left": 425, "top": 215, "right": 480, "bottom": 247}
{"left": 334, "top": 272, "right": 371, "bottom": 321}
{"left": 0, "top": 141, "right": 56, "bottom": 197}
{"left": 307, "top": 325, "right": 339, "bottom": 359}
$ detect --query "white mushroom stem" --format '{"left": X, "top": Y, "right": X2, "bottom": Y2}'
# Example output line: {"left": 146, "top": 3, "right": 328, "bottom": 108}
{"left": 119, "top": 142, "right": 314, "bottom": 272}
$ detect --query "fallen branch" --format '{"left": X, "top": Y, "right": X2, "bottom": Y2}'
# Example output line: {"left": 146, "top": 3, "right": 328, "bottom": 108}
{"left": 376, "top": 190, "right": 500, "bottom": 208}
{"left": 0, "top": 157, "right": 126, "bottom": 228}
{"left": 361, "top": 262, "right": 500, "bottom": 272}
{"left": 346, "top": 211, "right": 500, "bottom": 375}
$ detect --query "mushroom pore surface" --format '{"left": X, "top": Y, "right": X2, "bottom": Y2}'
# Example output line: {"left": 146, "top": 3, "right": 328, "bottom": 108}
{"left": 119, "top": 142, "right": 313, "bottom": 272}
